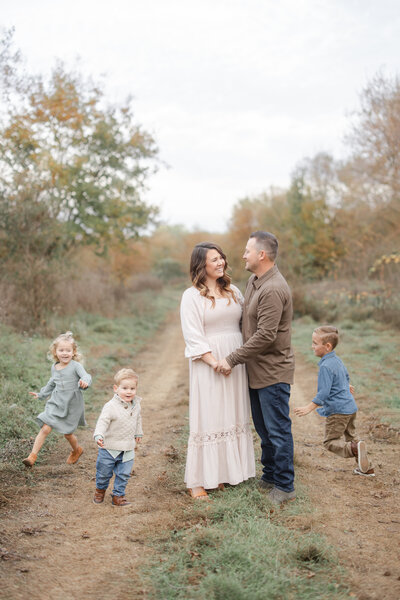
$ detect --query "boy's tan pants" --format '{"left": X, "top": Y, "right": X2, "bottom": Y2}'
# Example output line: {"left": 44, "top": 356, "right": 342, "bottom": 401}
{"left": 323, "top": 412, "right": 357, "bottom": 458}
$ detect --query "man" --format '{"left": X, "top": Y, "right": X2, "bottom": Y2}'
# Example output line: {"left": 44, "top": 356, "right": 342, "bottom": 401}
{"left": 218, "top": 231, "right": 296, "bottom": 504}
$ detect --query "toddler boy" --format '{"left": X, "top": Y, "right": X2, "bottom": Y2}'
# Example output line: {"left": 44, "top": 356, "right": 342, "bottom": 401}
{"left": 93, "top": 368, "right": 143, "bottom": 506}
{"left": 294, "top": 326, "right": 374, "bottom": 476}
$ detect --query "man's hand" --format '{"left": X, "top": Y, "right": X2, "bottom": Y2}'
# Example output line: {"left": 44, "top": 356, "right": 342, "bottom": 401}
{"left": 216, "top": 358, "right": 232, "bottom": 376}
{"left": 96, "top": 437, "right": 105, "bottom": 448}
{"left": 135, "top": 437, "right": 142, "bottom": 444}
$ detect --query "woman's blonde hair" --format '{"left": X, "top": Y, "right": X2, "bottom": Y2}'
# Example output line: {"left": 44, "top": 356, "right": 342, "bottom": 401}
{"left": 48, "top": 331, "right": 82, "bottom": 362}
{"left": 189, "top": 242, "right": 237, "bottom": 307}
{"left": 313, "top": 325, "right": 339, "bottom": 349}
{"left": 114, "top": 368, "right": 139, "bottom": 385}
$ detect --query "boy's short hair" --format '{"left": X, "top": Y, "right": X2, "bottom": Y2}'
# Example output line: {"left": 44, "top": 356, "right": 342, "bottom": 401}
{"left": 314, "top": 325, "right": 339, "bottom": 349}
{"left": 114, "top": 368, "right": 139, "bottom": 385}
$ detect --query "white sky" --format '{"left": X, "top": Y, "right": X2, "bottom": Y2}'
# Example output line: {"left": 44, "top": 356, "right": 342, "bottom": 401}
{"left": 2, "top": 0, "right": 400, "bottom": 231}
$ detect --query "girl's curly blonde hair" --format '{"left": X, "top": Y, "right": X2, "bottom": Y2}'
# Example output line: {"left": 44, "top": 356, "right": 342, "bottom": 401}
{"left": 48, "top": 331, "right": 83, "bottom": 362}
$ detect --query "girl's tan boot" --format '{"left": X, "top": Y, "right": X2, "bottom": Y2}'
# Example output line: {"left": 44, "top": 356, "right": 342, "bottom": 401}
{"left": 22, "top": 452, "right": 37, "bottom": 467}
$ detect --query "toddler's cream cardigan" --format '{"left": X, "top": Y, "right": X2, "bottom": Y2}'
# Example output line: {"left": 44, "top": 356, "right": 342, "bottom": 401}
{"left": 94, "top": 394, "right": 143, "bottom": 451}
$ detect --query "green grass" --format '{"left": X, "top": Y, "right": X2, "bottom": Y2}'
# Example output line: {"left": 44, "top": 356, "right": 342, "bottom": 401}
{"left": 0, "top": 287, "right": 181, "bottom": 460}
{"left": 142, "top": 431, "right": 349, "bottom": 600}
{"left": 292, "top": 317, "right": 400, "bottom": 421}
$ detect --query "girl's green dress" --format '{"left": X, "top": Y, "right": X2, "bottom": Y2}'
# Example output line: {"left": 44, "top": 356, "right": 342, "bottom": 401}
{"left": 36, "top": 360, "right": 92, "bottom": 434}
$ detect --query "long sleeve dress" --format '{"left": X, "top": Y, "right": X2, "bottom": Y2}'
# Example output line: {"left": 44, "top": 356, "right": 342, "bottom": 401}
{"left": 180, "top": 285, "right": 255, "bottom": 489}
{"left": 36, "top": 360, "right": 92, "bottom": 434}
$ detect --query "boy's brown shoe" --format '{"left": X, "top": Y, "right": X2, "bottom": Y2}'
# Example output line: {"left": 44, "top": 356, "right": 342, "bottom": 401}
{"left": 22, "top": 452, "right": 37, "bottom": 467}
{"left": 354, "top": 467, "right": 375, "bottom": 477}
{"left": 93, "top": 488, "right": 106, "bottom": 504}
{"left": 350, "top": 440, "right": 370, "bottom": 473}
{"left": 66, "top": 446, "right": 83, "bottom": 464}
{"left": 111, "top": 495, "right": 131, "bottom": 507}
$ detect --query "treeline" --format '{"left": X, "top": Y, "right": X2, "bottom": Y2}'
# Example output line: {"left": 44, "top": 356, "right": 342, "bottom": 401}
{"left": 0, "top": 31, "right": 399, "bottom": 331}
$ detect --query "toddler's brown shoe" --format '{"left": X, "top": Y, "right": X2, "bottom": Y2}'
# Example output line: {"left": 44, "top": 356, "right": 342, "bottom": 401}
{"left": 66, "top": 446, "right": 83, "bottom": 464}
{"left": 111, "top": 495, "right": 131, "bottom": 506}
{"left": 93, "top": 488, "right": 106, "bottom": 504}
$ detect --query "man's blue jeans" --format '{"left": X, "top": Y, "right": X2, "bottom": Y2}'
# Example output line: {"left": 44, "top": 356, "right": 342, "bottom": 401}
{"left": 250, "top": 383, "right": 295, "bottom": 492}
{"left": 96, "top": 448, "right": 133, "bottom": 497}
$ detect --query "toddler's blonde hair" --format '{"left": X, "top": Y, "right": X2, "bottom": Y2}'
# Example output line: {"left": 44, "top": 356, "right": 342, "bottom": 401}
{"left": 48, "top": 331, "right": 82, "bottom": 362}
{"left": 313, "top": 325, "right": 339, "bottom": 349}
{"left": 114, "top": 368, "right": 139, "bottom": 385}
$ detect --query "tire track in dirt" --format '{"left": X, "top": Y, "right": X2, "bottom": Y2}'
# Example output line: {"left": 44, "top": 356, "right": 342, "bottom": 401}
{"left": 0, "top": 313, "right": 189, "bottom": 600}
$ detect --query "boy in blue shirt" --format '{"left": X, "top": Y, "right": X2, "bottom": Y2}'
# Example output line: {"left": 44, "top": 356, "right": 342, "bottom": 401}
{"left": 294, "top": 325, "right": 374, "bottom": 476}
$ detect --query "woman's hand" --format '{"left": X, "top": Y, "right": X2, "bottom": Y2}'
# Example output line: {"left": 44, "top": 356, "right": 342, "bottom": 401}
{"left": 29, "top": 391, "right": 39, "bottom": 399}
{"left": 79, "top": 379, "right": 89, "bottom": 389}
{"left": 216, "top": 358, "right": 232, "bottom": 376}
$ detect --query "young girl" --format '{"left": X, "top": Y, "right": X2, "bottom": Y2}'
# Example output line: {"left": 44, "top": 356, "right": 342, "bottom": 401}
{"left": 22, "top": 331, "right": 92, "bottom": 467}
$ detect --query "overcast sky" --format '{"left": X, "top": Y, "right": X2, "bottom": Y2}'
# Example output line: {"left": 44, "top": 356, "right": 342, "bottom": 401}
{"left": 2, "top": 0, "right": 400, "bottom": 231}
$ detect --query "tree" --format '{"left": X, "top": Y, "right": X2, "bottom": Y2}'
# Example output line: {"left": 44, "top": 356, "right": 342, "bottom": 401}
{"left": 0, "top": 31, "right": 159, "bottom": 328}
{"left": 346, "top": 72, "right": 400, "bottom": 201}
{"left": 286, "top": 163, "right": 339, "bottom": 280}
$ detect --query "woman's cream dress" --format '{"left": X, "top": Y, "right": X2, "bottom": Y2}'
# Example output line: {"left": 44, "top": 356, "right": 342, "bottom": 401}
{"left": 180, "top": 285, "right": 255, "bottom": 489}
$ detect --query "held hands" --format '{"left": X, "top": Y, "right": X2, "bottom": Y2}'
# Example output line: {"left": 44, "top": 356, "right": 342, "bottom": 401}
{"left": 214, "top": 358, "right": 232, "bottom": 377}
{"left": 202, "top": 352, "right": 231, "bottom": 376}
{"left": 79, "top": 379, "right": 89, "bottom": 389}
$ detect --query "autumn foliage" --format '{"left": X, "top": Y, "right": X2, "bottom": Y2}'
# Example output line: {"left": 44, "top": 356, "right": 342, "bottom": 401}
{"left": 0, "top": 30, "right": 399, "bottom": 330}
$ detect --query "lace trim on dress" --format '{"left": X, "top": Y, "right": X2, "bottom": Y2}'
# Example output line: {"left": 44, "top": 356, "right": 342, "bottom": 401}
{"left": 188, "top": 423, "right": 252, "bottom": 447}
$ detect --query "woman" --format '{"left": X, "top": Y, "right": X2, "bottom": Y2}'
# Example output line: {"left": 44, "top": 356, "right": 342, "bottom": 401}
{"left": 180, "top": 242, "right": 255, "bottom": 499}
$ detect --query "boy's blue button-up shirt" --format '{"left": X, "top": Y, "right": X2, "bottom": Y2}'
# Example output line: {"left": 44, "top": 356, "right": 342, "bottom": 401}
{"left": 313, "top": 351, "right": 357, "bottom": 417}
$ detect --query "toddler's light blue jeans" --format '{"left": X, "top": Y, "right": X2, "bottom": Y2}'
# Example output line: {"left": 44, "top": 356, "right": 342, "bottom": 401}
{"left": 96, "top": 448, "right": 133, "bottom": 497}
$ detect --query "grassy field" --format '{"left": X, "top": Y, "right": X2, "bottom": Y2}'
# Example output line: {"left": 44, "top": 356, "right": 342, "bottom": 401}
{"left": 141, "top": 316, "right": 400, "bottom": 599}
{"left": 142, "top": 427, "right": 349, "bottom": 600}
{"left": 292, "top": 316, "right": 400, "bottom": 425}
{"left": 0, "top": 287, "right": 182, "bottom": 463}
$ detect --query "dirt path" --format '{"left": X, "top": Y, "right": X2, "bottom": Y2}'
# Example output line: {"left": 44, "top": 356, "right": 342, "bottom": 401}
{"left": 0, "top": 313, "right": 190, "bottom": 600}
{"left": 291, "top": 360, "right": 400, "bottom": 600}
{"left": 1, "top": 316, "right": 399, "bottom": 599}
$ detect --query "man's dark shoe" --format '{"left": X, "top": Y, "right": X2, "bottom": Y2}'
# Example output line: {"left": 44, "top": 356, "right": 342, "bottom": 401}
{"left": 268, "top": 487, "right": 296, "bottom": 505}
{"left": 258, "top": 478, "right": 274, "bottom": 491}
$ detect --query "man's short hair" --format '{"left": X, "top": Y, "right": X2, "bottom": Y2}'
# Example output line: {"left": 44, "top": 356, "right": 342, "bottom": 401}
{"left": 249, "top": 231, "right": 278, "bottom": 261}
{"left": 114, "top": 368, "right": 139, "bottom": 385}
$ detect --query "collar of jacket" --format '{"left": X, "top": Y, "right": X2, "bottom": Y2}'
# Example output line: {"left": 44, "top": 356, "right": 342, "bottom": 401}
{"left": 251, "top": 264, "right": 278, "bottom": 289}
{"left": 113, "top": 393, "right": 136, "bottom": 409}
